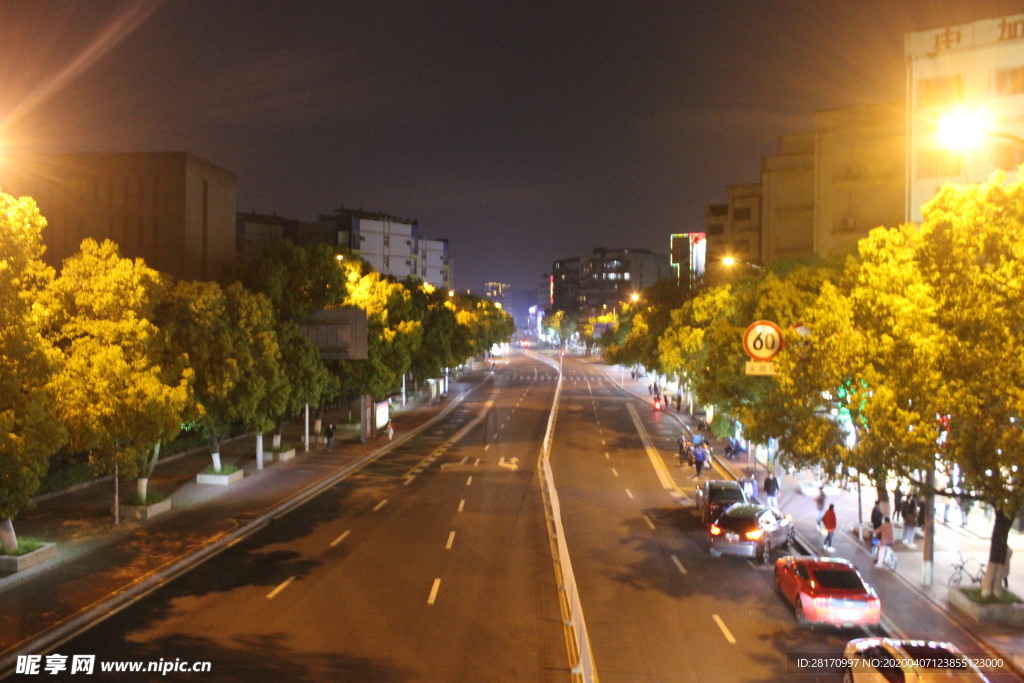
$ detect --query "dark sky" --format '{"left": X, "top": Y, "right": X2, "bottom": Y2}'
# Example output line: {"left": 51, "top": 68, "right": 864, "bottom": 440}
{"left": 1, "top": 0, "right": 1023, "bottom": 292}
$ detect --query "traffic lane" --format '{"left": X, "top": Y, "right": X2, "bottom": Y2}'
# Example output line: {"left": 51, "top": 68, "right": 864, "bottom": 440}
{"left": 59, "top": 380, "right": 563, "bottom": 681}
{"left": 551, "top": 376, "right": 859, "bottom": 681}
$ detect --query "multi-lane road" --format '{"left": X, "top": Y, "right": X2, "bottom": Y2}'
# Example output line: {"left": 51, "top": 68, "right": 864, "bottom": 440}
{"left": 47, "top": 350, "right": 986, "bottom": 681}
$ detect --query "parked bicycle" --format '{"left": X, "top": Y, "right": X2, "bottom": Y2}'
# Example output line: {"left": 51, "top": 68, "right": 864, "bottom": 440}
{"left": 870, "top": 536, "right": 898, "bottom": 570}
{"left": 948, "top": 551, "right": 986, "bottom": 586}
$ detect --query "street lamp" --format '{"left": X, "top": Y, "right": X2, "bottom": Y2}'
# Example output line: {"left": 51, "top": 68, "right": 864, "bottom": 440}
{"left": 722, "top": 256, "right": 763, "bottom": 271}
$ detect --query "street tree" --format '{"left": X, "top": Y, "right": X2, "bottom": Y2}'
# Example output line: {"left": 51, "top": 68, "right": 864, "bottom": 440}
{"left": 0, "top": 190, "right": 63, "bottom": 552}
{"left": 161, "top": 280, "right": 282, "bottom": 472}
{"left": 40, "top": 239, "right": 192, "bottom": 520}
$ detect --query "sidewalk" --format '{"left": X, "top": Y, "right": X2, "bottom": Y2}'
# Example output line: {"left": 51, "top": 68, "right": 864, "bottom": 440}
{"left": 0, "top": 366, "right": 485, "bottom": 672}
{"left": 589, "top": 356, "right": 1024, "bottom": 680}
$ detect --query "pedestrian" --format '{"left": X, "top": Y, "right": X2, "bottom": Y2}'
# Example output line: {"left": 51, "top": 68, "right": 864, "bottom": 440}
{"left": 902, "top": 497, "right": 918, "bottom": 548}
{"left": 815, "top": 487, "right": 827, "bottom": 528}
{"left": 648, "top": 383, "right": 653, "bottom": 395}
{"left": 741, "top": 477, "right": 753, "bottom": 500}
{"left": 325, "top": 423, "right": 335, "bottom": 452}
{"left": 892, "top": 484, "right": 903, "bottom": 523}
{"left": 871, "top": 500, "right": 883, "bottom": 536}
{"left": 876, "top": 516, "right": 894, "bottom": 567}
{"left": 822, "top": 503, "right": 837, "bottom": 552}
{"left": 694, "top": 444, "right": 706, "bottom": 477}
{"left": 748, "top": 475, "right": 758, "bottom": 502}
{"left": 675, "top": 394, "right": 682, "bottom": 411}
{"left": 763, "top": 472, "right": 780, "bottom": 509}
{"left": 386, "top": 421, "right": 394, "bottom": 441}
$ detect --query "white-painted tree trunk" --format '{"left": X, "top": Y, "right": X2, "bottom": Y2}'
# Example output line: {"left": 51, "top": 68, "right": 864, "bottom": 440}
{"left": 272, "top": 433, "right": 282, "bottom": 449}
{"left": 212, "top": 452, "right": 222, "bottom": 472}
{"left": 313, "top": 418, "right": 322, "bottom": 446}
{"left": 137, "top": 477, "right": 149, "bottom": 504}
{"left": 256, "top": 433, "right": 264, "bottom": 470}
{"left": 0, "top": 517, "right": 17, "bottom": 554}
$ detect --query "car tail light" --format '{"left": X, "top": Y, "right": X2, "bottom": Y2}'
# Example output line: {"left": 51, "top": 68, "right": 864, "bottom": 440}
{"left": 710, "top": 524, "right": 722, "bottom": 536}
{"left": 812, "top": 597, "right": 831, "bottom": 609}
{"left": 745, "top": 528, "right": 764, "bottom": 541}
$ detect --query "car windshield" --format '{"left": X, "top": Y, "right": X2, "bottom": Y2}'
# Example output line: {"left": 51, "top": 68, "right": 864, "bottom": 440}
{"left": 710, "top": 487, "right": 745, "bottom": 504}
{"left": 812, "top": 569, "right": 864, "bottom": 590}
{"left": 718, "top": 508, "right": 759, "bottom": 531}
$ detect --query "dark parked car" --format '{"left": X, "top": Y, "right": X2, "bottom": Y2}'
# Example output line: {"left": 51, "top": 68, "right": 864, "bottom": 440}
{"left": 775, "top": 556, "right": 880, "bottom": 627}
{"left": 708, "top": 503, "right": 793, "bottom": 563}
{"left": 695, "top": 479, "right": 747, "bottom": 525}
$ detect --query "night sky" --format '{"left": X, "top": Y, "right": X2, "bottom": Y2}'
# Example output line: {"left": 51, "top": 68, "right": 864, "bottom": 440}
{"left": 1, "top": 0, "right": 1022, "bottom": 293}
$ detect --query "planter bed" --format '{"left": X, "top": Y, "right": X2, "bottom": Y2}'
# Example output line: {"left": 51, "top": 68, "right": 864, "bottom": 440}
{"left": 948, "top": 586, "right": 1024, "bottom": 627}
{"left": 0, "top": 543, "right": 57, "bottom": 573}
{"left": 119, "top": 498, "right": 172, "bottom": 521}
{"left": 197, "top": 469, "right": 244, "bottom": 486}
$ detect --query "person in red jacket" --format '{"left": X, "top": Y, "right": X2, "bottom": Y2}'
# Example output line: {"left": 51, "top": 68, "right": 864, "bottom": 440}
{"left": 822, "top": 503, "right": 837, "bottom": 553}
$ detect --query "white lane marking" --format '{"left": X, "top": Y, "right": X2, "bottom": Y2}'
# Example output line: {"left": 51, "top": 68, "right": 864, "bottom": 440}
{"left": 484, "top": 444, "right": 490, "bottom": 451}
{"left": 604, "top": 452, "right": 610, "bottom": 459}
{"left": 625, "top": 488, "right": 635, "bottom": 500}
{"left": 602, "top": 439, "right": 606, "bottom": 446}
{"left": 427, "top": 578, "right": 442, "bottom": 605}
{"left": 712, "top": 614, "right": 737, "bottom": 644}
{"left": 459, "top": 456, "right": 468, "bottom": 465}
{"left": 404, "top": 475, "right": 415, "bottom": 485}
{"left": 266, "top": 576, "right": 296, "bottom": 599}
{"left": 330, "top": 530, "right": 351, "bottom": 547}
{"left": 642, "top": 515, "right": 655, "bottom": 530}
{"left": 611, "top": 468, "right": 619, "bottom": 477}
{"left": 474, "top": 458, "right": 480, "bottom": 466}
{"left": 626, "top": 404, "right": 681, "bottom": 494}
{"left": 372, "top": 499, "right": 388, "bottom": 512}
{"left": 671, "top": 554, "right": 687, "bottom": 575}
{"left": 458, "top": 499, "right": 465, "bottom": 512}
{"left": 446, "top": 531, "right": 456, "bottom": 549}
{"left": 466, "top": 475, "right": 473, "bottom": 486}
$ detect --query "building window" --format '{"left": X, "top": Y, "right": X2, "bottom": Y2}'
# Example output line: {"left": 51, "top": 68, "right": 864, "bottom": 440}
{"left": 384, "top": 234, "right": 390, "bottom": 247}
{"left": 917, "top": 75, "right": 964, "bottom": 109}
{"left": 916, "top": 149, "right": 961, "bottom": 178}
{"left": 995, "top": 67, "right": 1024, "bottom": 96}
{"left": 708, "top": 223, "right": 725, "bottom": 235}
{"left": 733, "top": 207, "right": 752, "bottom": 220}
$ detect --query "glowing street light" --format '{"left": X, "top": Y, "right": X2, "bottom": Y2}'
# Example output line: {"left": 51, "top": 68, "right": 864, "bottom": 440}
{"left": 936, "top": 107, "right": 991, "bottom": 153}
{"left": 722, "top": 256, "right": 763, "bottom": 271}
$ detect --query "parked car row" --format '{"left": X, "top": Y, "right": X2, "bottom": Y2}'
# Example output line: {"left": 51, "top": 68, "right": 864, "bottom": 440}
{"left": 696, "top": 479, "right": 990, "bottom": 680}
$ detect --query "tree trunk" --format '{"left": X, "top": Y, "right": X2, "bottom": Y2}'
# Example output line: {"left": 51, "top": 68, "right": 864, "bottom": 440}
{"left": 114, "top": 460, "right": 120, "bottom": 525}
{"left": 0, "top": 517, "right": 17, "bottom": 554}
{"left": 982, "top": 508, "right": 1014, "bottom": 598}
{"left": 208, "top": 431, "right": 222, "bottom": 471}
{"left": 256, "top": 432, "right": 264, "bottom": 470}
{"left": 273, "top": 417, "right": 284, "bottom": 450}
{"left": 137, "top": 477, "right": 149, "bottom": 504}
{"left": 876, "top": 477, "right": 890, "bottom": 517}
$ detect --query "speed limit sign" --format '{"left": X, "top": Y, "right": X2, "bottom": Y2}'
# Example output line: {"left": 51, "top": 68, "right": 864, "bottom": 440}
{"left": 743, "top": 320, "right": 783, "bottom": 361}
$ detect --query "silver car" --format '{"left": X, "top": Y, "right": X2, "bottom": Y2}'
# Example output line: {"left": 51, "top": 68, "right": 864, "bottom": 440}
{"left": 708, "top": 503, "right": 794, "bottom": 563}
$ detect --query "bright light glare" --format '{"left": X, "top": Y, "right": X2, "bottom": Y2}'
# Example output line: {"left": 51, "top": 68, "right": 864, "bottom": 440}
{"left": 936, "top": 107, "right": 991, "bottom": 153}
{"left": 722, "top": 256, "right": 736, "bottom": 267}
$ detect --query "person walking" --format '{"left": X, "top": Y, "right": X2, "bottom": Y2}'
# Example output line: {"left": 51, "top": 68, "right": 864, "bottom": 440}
{"left": 871, "top": 500, "right": 883, "bottom": 537}
{"left": 822, "top": 503, "right": 837, "bottom": 552}
{"left": 892, "top": 484, "right": 903, "bottom": 523}
{"left": 876, "top": 516, "right": 894, "bottom": 567}
{"left": 694, "top": 444, "right": 707, "bottom": 478}
{"left": 902, "top": 497, "right": 918, "bottom": 548}
{"left": 325, "top": 423, "right": 335, "bottom": 452}
{"left": 748, "top": 475, "right": 758, "bottom": 502}
{"left": 763, "top": 472, "right": 780, "bottom": 509}
{"left": 677, "top": 436, "right": 688, "bottom": 467}
{"left": 741, "top": 477, "right": 754, "bottom": 500}
{"left": 386, "top": 421, "right": 394, "bottom": 441}
{"left": 815, "top": 487, "right": 827, "bottom": 529}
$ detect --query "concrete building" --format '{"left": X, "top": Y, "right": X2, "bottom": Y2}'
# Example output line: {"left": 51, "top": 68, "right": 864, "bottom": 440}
{"left": 704, "top": 184, "right": 762, "bottom": 265}
{"left": 547, "top": 257, "right": 581, "bottom": 314}
{"left": 578, "top": 247, "right": 671, "bottom": 319}
{"left": 760, "top": 132, "right": 815, "bottom": 263}
{"left": 813, "top": 103, "right": 906, "bottom": 257}
{"left": 0, "top": 152, "right": 236, "bottom": 281}
{"left": 906, "top": 12, "right": 1024, "bottom": 222}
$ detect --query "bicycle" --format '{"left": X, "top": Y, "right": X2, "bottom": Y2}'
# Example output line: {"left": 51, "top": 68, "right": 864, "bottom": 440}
{"left": 948, "top": 551, "right": 986, "bottom": 586}
{"left": 870, "top": 537, "right": 898, "bottom": 570}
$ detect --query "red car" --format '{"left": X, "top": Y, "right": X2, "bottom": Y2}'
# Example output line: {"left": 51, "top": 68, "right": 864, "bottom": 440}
{"left": 774, "top": 556, "right": 881, "bottom": 627}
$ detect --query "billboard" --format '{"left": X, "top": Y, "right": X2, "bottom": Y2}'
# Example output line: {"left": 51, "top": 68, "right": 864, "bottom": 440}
{"left": 670, "top": 233, "right": 707, "bottom": 288}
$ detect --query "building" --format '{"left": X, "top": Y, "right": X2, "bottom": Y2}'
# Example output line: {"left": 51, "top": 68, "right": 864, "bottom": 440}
{"left": 0, "top": 152, "right": 237, "bottom": 281}
{"left": 578, "top": 247, "right": 671, "bottom": 319}
{"left": 813, "top": 103, "right": 905, "bottom": 256}
{"left": 760, "top": 132, "right": 815, "bottom": 263}
{"left": 906, "top": 13, "right": 1024, "bottom": 223}
{"left": 704, "top": 184, "right": 762, "bottom": 268}
{"left": 547, "top": 257, "right": 581, "bottom": 314}
{"left": 238, "top": 206, "right": 453, "bottom": 290}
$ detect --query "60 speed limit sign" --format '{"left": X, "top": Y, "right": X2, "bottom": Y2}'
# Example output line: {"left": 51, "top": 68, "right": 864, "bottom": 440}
{"left": 743, "top": 320, "right": 783, "bottom": 361}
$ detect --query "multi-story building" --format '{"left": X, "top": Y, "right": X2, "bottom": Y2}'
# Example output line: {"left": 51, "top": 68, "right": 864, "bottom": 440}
{"left": 704, "top": 184, "right": 762, "bottom": 266}
{"left": 578, "top": 247, "right": 671, "bottom": 319}
{"left": 814, "top": 104, "right": 905, "bottom": 256}
{"left": 0, "top": 151, "right": 237, "bottom": 281}
{"left": 906, "top": 12, "right": 1024, "bottom": 222}
{"left": 418, "top": 237, "right": 452, "bottom": 289}
{"left": 547, "top": 257, "right": 581, "bottom": 314}
{"left": 760, "top": 132, "right": 815, "bottom": 263}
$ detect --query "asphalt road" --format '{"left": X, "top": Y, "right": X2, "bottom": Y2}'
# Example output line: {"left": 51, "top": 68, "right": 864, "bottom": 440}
{"left": 549, "top": 356, "right": 877, "bottom": 683}
{"left": 58, "top": 354, "right": 567, "bottom": 682}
